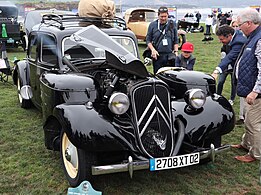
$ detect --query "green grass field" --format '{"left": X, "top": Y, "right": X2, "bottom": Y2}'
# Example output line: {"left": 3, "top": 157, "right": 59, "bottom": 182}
{"left": 1, "top": 33, "right": 261, "bottom": 194}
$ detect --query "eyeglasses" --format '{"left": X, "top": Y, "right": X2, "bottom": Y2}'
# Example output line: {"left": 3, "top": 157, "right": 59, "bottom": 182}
{"left": 238, "top": 21, "right": 248, "bottom": 27}
{"left": 158, "top": 7, "right": 168, "bottom": 13}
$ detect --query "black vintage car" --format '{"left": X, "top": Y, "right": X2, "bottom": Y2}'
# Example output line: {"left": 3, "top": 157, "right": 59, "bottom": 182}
{"left": 0, "top": 1, "right": 24, "bottom": 48}
{"left": 177, "top": 14, "right": 204, "bottom": 33}
{"left": 12, "top": 11, "right": 235, "bottom": 187}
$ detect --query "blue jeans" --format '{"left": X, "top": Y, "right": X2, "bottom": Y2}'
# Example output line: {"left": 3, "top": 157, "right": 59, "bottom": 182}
{"left": 217, "top": 71, "right": 236, "bottom": 101}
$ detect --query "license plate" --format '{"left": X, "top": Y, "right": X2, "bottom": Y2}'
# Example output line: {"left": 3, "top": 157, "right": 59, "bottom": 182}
{"left": 7, "top": 39, "right": 14, "bottom": 43}
{"left": 150, "top": 152, "right": 200, "bottom": 171}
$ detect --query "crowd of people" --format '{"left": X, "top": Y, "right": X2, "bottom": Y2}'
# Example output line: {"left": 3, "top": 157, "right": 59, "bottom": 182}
{"left": 202, "top": 11, "right": 233, "bottom": 36}
{"left": 145, "top": 7, "right": 261, "bottom": 163}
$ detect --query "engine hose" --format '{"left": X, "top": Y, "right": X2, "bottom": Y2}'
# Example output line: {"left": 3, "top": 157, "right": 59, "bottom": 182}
{"left": 104, "top": 75, "right": 119, "bottom": 99}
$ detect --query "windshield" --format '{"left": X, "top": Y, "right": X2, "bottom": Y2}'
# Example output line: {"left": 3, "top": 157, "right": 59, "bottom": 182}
{"left": 62, "top": 25, "right": 148, "bottom": 78}
{"left": 62, "top": 25, "right": 138, "bottom": 60}
{"left": 63, "top": 33, "right": 137, "bottom": 59}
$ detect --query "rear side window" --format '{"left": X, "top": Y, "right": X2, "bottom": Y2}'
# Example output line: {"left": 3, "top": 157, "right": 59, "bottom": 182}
{"left": 40, "top": 34, "right": 58, "bottom": 65}
{"left": 28, "top": 34, "right": 37, "bottom": 61}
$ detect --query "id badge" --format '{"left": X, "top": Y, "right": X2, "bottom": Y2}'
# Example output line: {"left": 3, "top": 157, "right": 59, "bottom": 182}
{"left": 162, "top": 38, "right": 168, "bottom": 46}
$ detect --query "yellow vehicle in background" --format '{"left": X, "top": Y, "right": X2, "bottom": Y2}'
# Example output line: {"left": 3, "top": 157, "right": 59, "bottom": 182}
{"left": 124, "top": 7, "right": 157, "bottom": 41}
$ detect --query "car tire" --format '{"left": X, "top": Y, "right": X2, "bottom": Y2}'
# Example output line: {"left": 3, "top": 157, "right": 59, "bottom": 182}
{"left": 178, "top": 33, "right": 186, "bottom": 50}
{"left": 17, "top": 75, "right": 32, "bottom": 108}
{"left": 21, "top": 35, "right": 27, "bottom": 51}
{"left": 60, "top": 129, "right": 96, "bottom": 187}
{"left": 204, "top": 134, "right": 221, "bottom": 148}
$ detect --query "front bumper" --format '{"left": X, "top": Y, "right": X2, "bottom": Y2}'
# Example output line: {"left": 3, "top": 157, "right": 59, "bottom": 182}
{"left": 92, "top": 144, "right": 231, "bottom": 177}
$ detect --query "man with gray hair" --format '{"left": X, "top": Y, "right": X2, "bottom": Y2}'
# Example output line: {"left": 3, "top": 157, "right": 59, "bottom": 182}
{"left": 231, "top": 8, "right": 261, "bottom": 163}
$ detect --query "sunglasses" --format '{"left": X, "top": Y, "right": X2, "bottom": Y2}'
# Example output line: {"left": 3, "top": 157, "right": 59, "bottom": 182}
{"left": 158, "top": 8, "right": 168, "bottom": 12}
{"left": 238, "top": 21, "right": 248, "bottom": 27}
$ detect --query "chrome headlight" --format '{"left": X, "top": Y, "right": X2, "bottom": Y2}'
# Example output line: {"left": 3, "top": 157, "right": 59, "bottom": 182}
{"left": 184, "top": 89, "right": 206, "bottom": 109}
{"left": 108, "top": 92, "right": 130, "bottom": 115}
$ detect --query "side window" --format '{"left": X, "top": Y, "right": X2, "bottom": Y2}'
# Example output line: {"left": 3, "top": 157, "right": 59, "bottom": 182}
{"left": 28, "top": 34, "right": 37, "bottom": 61}
{"left": 129, "top": 11, "right": 145, "bottom": 22}
{"left": 40, "top": 34, "right": 57, "bottom": 65}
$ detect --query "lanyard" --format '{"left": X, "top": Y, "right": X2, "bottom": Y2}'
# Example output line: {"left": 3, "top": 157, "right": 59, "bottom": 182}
{"left": 158, "top": 20, "right": 168, "bottom": 35}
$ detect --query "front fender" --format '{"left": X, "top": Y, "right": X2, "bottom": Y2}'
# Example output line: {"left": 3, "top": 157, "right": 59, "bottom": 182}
{"left": 12, "top": 60, "right": 30, "bottom": 86}
{"left": 54, "top": 104, "right": 136, "bottom": 152}
{"left": 172, "top": 95, "right": 235, "bottom": 144}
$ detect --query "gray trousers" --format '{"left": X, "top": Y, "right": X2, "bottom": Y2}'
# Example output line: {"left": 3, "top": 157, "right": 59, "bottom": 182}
{"left": 239, "top": 97, "right": 245, "bottom": 120}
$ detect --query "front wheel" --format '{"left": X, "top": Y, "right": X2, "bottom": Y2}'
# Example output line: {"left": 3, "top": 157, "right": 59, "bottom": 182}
{"left": 60, "top": 129, "right": 96, "bottom": 187}
{"left": 21, "top": 35, "right": 28, "bottom": 51}
{"left": 178, "top": 33, "right": 186, "bottom": 50}
{"left": 204, "top": 134, "right": 221, "bottom": 148}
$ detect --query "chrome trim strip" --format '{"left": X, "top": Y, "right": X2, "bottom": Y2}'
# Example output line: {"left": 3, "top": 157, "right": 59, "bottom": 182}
{"left": 91, "top": 144, "right": 231, "bottom": 176}
{"left": 137, "top": 94, "right": 156, "bottom": 125}
{"left": 155, "top": 95, "right": 169, "bottom": 117}
{"left": 140, "top": 107, "right": 157, "bottom": 136}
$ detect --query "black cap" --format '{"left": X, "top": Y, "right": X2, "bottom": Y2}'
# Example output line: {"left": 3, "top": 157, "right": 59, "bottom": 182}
{"left": 158, "top": 6, "right": 168, "bottom": 13}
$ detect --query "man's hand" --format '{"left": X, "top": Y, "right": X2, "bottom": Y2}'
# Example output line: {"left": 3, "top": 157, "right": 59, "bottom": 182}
{"left": 173, "top": 50, "right": 179, "bottom": 56}
{"left": 151, "top": 49, "right": 159, "bottom": 60}
{"left": 246, "top": 91, "right": 258, "bottom": 105}
{"left": 211, "top": 69, "right": 219, "bottom": 80}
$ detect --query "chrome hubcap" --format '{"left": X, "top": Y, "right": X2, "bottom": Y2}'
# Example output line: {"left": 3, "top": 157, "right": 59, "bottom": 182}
{"left": 65, "top": 148, "right": 71, "bottom": 162}
{"left": 62, "top": 132, "right": 79, "bottom": 178}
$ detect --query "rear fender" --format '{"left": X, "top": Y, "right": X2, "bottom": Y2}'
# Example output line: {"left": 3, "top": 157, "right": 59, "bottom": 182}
{"left": 53, "top": 104, "right": 135, "bottom": 152}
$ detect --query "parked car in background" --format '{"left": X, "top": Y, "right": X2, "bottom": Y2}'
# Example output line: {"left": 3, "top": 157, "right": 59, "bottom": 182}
{"left": 178, "top": 13, "right": 204, "bottom": 33}
{"left": 13, "top": 10, "right": 235, "bottom": 187}
{"left": 125, "top": 7, "right": 157, "bottom": 41}
{"left": 0, "top": 1, "right": 25, "bottom": 49}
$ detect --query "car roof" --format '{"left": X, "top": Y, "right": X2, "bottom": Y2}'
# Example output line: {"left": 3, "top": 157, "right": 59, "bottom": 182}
{"left": 124, "top": 7, "right": 157, "bottom": 22}
{"left": 0, "top": 1, "right": 18, "bottom": 18}
{"left": 27, "top": 11, "right": 132, "bottom": 39}
{"left": 24, "top": 9, "right": 74, "bottom": 35}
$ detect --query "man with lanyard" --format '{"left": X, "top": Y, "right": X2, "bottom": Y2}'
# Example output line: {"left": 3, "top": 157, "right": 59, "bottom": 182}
{"left": 146, "top": 6, "right": 179, "bottom": 74}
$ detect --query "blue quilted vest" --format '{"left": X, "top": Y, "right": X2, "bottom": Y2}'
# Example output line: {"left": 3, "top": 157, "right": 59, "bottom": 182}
{"left": 237, "top": 26, "right": 261, "bottom": 97}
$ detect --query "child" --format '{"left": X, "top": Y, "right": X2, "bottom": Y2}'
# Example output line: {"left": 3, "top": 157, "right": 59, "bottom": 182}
{"left": 175, "top": 42, "right": 196, "bottom": 70}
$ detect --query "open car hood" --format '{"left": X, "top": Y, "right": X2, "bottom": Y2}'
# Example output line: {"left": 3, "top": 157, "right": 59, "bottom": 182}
{"left": 69, "top": 25, "right": 149, "bottom": 78}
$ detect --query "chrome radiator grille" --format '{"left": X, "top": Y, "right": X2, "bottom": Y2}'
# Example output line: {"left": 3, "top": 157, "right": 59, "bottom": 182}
{"left": 131, "top": 80, "right": 174, "bottom": 158}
